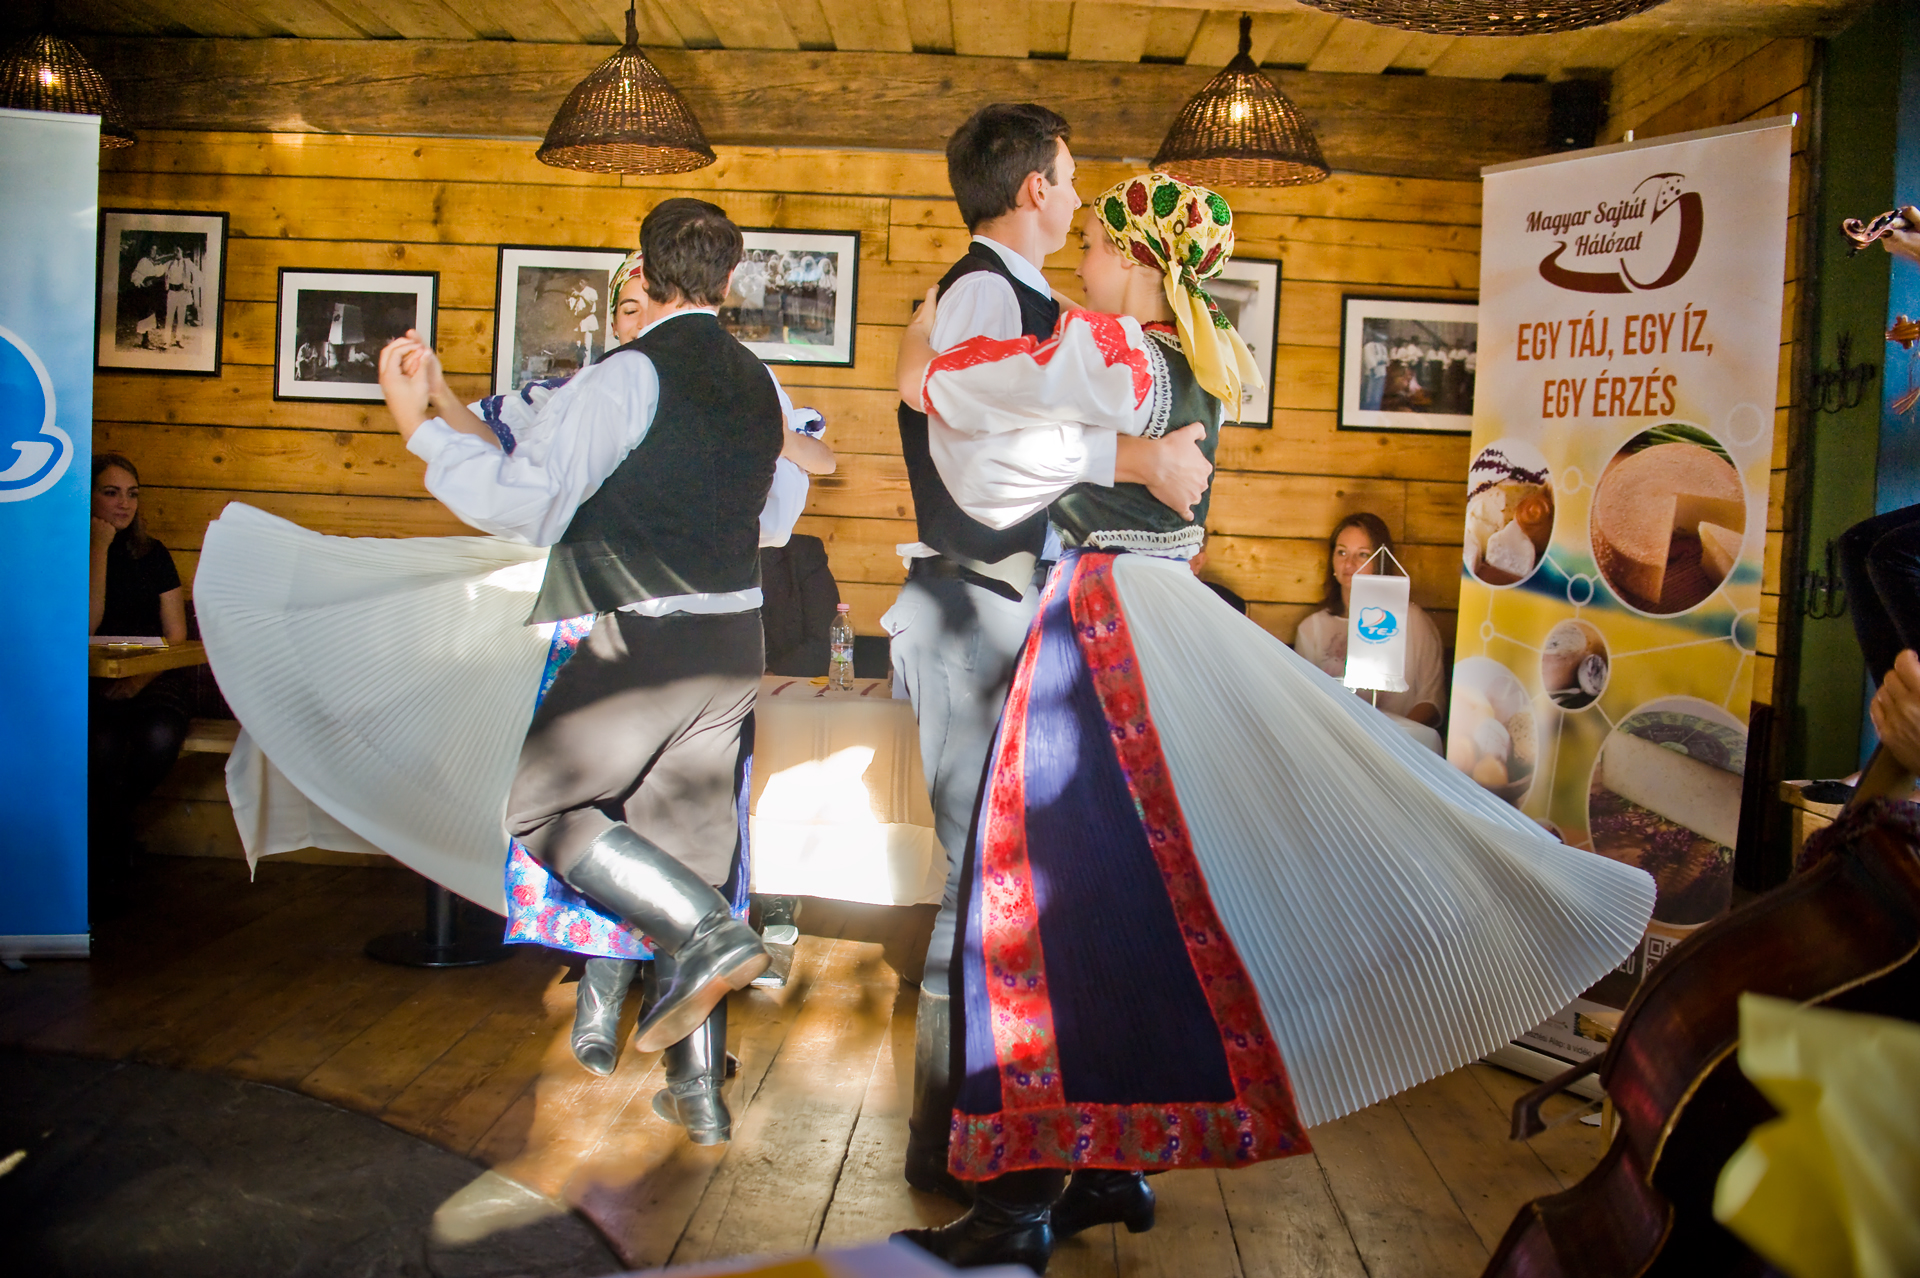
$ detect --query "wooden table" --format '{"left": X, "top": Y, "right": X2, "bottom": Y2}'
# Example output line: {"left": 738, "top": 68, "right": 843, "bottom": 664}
{"left": 89, "top": 639, "right": 208, "bottom": 679}
{"left": 748, "top": 675, "right": 942, "bottom": 906}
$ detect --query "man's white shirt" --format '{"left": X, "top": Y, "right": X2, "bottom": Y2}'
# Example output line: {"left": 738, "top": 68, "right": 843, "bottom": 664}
{"left": 899, "top": 235, "right": 1110, "bottom": 566}
{"left": 406, "top": 307, "right": 810, "bottom": 616}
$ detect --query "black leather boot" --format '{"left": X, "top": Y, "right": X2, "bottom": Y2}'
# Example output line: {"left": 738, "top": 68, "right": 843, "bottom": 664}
{"left": 559, "top": 824, "right": 768, "bottom": 1053}
{"left": 893, "top": 1169, "right": 1065, "bottom": 1273}
{"left": 903, "top": 987, "right": 972, "bottom": 1204}
{"left": 570, "top": 956, "right": 639, "bottom": 1077}
{"left": 650, "top": 977, "right": 732, "bottom": 1145}
{"left": 1049, "top": 1169, "right": 1155, "bottom": 1240}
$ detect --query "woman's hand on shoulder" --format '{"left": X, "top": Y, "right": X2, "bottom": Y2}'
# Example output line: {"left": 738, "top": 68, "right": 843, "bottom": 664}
{"left": 897, "top": 287, "right": 938, "bottom": 410}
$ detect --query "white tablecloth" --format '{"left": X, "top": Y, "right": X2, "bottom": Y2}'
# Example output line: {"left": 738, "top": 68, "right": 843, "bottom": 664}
{"left": 749, "top": 675, "right": 942, "bottom": 906}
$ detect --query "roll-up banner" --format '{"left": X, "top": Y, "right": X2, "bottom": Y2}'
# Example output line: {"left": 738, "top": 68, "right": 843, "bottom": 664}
{"left": 1450, "top": 118, "right": 1791, "bottom": 1074}
{"left": 0, "top": 109, "right": 100, "bottom": 957}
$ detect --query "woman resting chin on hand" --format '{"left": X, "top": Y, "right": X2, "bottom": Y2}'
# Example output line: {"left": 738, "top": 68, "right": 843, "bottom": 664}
{"left": 1291, "top": 512, "right": 1446, "bottom": 730}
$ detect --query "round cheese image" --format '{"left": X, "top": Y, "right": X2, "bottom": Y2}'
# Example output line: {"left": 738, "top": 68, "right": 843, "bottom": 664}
{"left": 1590, "top": 425, "right": 1746, "bottom": 616}
{"left": 1541, "top": 619, "right": 1609, "bottom": 710}
{"left": 1587, "top": 697, "right": 1744, "bottom": 925}
{"left": 1446, "top": 657, "right": 1536, "bottom": 807}
{"left": 1463, "top": 439, "right": 1555, "bottom": 588}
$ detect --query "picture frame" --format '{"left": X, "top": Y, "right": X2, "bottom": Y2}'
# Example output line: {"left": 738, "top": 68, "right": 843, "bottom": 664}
{"left": 1208, "top": 256, "right": 1280, "bottom": 427}
{"left": 95, "top": 208, "right": 229, "bottom": 376}
{"left": 492, "top": 245, "right": 630, "bottom": 394}
{"left": 1338, "top": 295, "right": 1479, "bottom": 434}
{"left": 718, "top": 229, "right": 859, "bottom": 367}
{"left": 274, "top": 269, "right": 438, "bottom": 403}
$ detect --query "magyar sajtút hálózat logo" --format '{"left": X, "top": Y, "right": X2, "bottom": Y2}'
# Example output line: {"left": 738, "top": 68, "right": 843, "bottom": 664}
{"left": 1529, "top": 172, "right": 1704, "bottom": 295}
{"left": 0, "top": 325, "right": 72, "bottom": 503}
{"left": 1356, "top": 606, "right": 1399, "bottom": 644}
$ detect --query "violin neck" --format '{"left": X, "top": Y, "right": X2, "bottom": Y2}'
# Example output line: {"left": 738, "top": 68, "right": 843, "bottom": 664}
{"left": 1847, "top": 744, "right": 1916, "bottom": 811}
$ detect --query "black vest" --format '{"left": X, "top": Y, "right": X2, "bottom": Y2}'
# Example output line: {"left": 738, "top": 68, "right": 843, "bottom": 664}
{"left": 529, "top": 313, "right": 784, "bottom": 624}
{"left": 898, "top": 241, "right": 1059, "bottom": 586}
{"left": 1049, "top": 330, "right": 1223, "bottom": 555}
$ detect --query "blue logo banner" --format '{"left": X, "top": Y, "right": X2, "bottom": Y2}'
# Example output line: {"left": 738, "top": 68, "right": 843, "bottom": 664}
{"left": 0, "top": 108, "right": 98, "bottom": 953}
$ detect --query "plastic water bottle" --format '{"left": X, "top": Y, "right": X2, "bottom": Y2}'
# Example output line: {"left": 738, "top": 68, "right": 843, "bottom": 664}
{"left": 828, "top": 603, "right": 855, "bottom": 690}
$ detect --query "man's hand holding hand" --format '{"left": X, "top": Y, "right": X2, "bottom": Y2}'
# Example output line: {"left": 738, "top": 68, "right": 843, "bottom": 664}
{"left": 1115, "top": 422, "right": 1212, "bottom": 520}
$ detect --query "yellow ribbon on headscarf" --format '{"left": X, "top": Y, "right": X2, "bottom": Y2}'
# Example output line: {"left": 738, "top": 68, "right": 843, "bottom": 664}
{"left": 1092, "top": 173, "right": 1262, "bottom": 413}
{"left": 611, "top": 249, "right": 645, "bottom": 304}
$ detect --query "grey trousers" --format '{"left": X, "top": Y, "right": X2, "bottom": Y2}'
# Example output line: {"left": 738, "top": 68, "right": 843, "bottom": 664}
{"left": 883, "top": 571, "right": 1043, "bottom": 998}
{"left": 506, "top": 608, "right": 762, "bottom": 887}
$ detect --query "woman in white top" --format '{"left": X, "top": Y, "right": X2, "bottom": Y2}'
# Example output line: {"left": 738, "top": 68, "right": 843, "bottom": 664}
{"left": 1293, "top": 511, "right": 1447, "bottom": 730}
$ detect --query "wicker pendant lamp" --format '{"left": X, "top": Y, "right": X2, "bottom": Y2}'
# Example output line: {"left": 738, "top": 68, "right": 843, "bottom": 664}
{"left": 0, "top": 32, "right": 135, "bottom": 148}
{"left": 1153, "top": 16, "right": 1328, "bottom": 188}
{"left": 537, "top": 2, "right": 714, "bottom": 175}
{"left": 1294, "top": 0, "right": 1671, "bottom": 36}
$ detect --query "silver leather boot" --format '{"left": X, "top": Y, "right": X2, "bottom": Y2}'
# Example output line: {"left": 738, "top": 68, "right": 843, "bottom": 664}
{"left": 570, "top": 957, "right": 639, "bottom": 1077}
{"left": 560, "top": 823, "right": 769, "bottom": 1053}
{"left": 650, "top": 962, "right": 732, "bottom": 1145}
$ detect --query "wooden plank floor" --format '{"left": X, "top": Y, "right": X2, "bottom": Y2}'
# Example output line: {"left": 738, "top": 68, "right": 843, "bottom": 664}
{"left": 0, "top": 858, "right": 1606, "bottom": 1275}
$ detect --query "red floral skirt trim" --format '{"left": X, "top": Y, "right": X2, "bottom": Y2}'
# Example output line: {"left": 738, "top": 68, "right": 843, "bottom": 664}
{"left": 953, "top": 553, "right": 1309, "bottom": 1177}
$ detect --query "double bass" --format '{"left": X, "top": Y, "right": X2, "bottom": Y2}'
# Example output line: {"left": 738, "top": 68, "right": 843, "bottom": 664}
{"left": 1482, "top": 750, "right": 1920, "bottom": 1277}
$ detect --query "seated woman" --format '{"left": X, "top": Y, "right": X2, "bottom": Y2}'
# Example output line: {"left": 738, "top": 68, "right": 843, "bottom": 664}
{"left": 89, "top": 452, "right": 192, "bottom": 868}
{"left": 1292, "top": 512, "right": 1448, "bottom": 734}
{"left": 889, "top": 173, "right": 1653, "bottom": 1271}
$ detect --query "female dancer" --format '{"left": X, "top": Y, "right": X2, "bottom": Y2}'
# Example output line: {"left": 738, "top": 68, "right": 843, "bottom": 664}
{"left": 889, "top": 174, "right": 1655, "bottom": 1272}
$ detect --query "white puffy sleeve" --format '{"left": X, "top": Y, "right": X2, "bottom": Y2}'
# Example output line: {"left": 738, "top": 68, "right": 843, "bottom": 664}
{"left": 921, "top": 311, "right": 1164, "bottom": 530}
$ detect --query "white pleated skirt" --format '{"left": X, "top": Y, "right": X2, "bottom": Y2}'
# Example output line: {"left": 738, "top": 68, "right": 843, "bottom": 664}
{"left": 1107, "top": 553, "right": 1654, "bottom": 1128}
{"left": 193, "top": 503, "right": 553, "bottom": 911}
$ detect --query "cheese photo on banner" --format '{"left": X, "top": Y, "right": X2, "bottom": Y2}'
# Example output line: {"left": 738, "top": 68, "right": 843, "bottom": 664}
{"left": 1451, "top": 118, "right": 1792, "bottom": 1075}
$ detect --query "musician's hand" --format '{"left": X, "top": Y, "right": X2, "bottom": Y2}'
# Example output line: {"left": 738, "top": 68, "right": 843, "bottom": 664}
{"left": 1870, "top": 648, "right": 1920, "bottom": 775}
{"left": 1115, "top": 423, "right": 1212, "bottom": 520}
{"left": 1884, "top": 207, "right": 1920, "bottom": 265}
{"left": 897, "top": 287, "right": 938, "bottom": 410}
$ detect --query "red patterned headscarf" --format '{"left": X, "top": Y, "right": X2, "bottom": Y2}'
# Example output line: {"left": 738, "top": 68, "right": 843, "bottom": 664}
{"left": 1093, "top": 173, "right": 1261, "bottom": 411}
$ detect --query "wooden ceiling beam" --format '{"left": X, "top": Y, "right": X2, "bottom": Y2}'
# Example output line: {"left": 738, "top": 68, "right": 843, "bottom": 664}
{"left": 1055, "top": 0, "right": 1867, "bottom": 38}
{"left": 78, "top": 36, "right": 1549, "bottom": 180}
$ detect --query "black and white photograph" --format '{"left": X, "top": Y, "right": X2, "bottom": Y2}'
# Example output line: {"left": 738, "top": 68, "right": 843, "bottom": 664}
{"left": 718, "top": 229, "right": 859, "bottom": 367}
{"left": 1206, "top": 257, "right": 1280, "bottom": 427}
{"left": 492, "top": 245, "right": 628, "bottom": 394}
{"left": 274, "top": 270, "right": 437, "bottom": 403}
{"left": 96, "top": 209, "right": 228, "bottom": 376}
{"left": 1339, "top": 295, "right": 1478, "bottom": 434}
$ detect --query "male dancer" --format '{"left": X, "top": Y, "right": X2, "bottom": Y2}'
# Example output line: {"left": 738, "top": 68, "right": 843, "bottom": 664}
{"left": 378, "top": 198, "right": 782, "bottom": 1141}
{"left": 888, "top": 103, "right": 1211, "bottom": 1228}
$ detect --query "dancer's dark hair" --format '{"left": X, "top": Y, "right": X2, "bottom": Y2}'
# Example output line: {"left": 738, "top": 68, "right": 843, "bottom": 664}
{"left": 947, "top": 103, "right": 1072, "bottom": 231}
{"left": 639, "top": 198, "right": 744, "bottom": 307}
{"left": 1319, "top": 512, "right": 1395, "bottom": 616}
{"left": 93, "top": 451, "right": 154, "bottom": 558}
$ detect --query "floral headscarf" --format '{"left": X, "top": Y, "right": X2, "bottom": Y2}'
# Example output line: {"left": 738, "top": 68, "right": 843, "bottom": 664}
{"left": 1094, "top": 173, "right": 1262, "bottom": 412}
{"left": 611, "top": 248, "right": 645, "bottom": 304}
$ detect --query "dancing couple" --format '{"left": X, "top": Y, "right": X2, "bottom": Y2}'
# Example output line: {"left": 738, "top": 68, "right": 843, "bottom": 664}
{"left": 885, "top": 103, "right": 1656, "bottom": 1273}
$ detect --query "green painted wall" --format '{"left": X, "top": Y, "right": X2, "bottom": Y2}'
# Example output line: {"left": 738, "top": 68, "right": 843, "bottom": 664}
{"left": 1790, "top": 2, "right": 1901, "bottom": 779}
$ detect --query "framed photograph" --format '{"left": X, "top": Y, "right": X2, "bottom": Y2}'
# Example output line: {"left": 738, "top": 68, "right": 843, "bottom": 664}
{"left": 274, "top": 269, "right": 437, "bottom": 403}
{"left": 1339, "top": 295, "right": 1479, "bottom": 434}
{"left": 718, "top": 229, "right": 859, "bottom": 367}
{"left": 493, "top": 245, "right": 629, "bottom": 394}
{"left": 96, "top": 209, "right": 228, "bottom": 376}
{"left": 1208, "top": 257, "right": 1280, "bottom": 427}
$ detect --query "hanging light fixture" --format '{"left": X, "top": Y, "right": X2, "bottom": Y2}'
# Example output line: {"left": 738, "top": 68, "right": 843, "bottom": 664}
{"left": 537, "top": 2, "right": 714, "bottom": 175}
{"left": 1293, "top": 0, "right": 1671, "bottom": 36}
{"left": 0, "top": 32, "right": 136, "bottom": 148}
{"left": 1153, "top": 16, "right": 1329, "bottom": 188}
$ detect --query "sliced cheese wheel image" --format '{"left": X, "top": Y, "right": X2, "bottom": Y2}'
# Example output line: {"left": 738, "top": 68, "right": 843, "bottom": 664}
{"left": 1600, "top": 729, "right": 1742, "bottom": 849}
{"left": 1699, "top": 521, "right": 1744, "bottom": 581}
{"left": 1591, "top": 440, "right": 1746, "bottom": 614}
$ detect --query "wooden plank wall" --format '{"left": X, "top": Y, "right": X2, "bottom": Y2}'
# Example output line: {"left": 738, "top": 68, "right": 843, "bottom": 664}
{"left": 1602, "top": 38, "right": 1814, "bottom": 707}
{"left": 98, "top": 131, "right": 1479, "bottom": 642}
